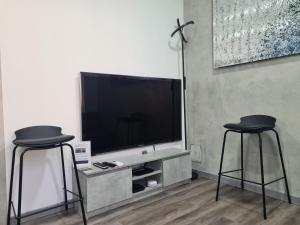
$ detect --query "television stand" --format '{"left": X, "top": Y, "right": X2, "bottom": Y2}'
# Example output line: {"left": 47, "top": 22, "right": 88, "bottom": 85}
{"left": 74, "top": 148, "right": 192, "bottom": 219}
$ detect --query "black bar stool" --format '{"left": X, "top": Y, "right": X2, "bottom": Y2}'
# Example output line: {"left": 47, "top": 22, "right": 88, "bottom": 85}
{"left": 7, "top": 126, "right": 87, "bottom": 225}
{"left": 216, "top": 115, "right": 291, "bottom": 219}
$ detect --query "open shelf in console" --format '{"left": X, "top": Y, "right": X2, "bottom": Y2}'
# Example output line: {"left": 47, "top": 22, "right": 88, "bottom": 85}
{"left": 132, "top": 160, "right": 162, "bottom": 180}
{"left": 132, "top": 160, "right": 163, "bottom": 195}
{"left": 133, "top": 174, "right": 163, "bottom": 196}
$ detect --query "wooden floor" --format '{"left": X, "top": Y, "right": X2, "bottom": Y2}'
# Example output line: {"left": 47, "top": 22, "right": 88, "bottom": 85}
{"left": 24, "top": 179, "right": 300, "bottom": 225}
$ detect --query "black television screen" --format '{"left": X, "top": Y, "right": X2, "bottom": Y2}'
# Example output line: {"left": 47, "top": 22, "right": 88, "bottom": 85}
{"left": 81, "top": 72, "right": 182, "bottom": 155}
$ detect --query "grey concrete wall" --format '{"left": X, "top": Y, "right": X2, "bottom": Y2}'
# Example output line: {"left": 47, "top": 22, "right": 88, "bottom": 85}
{"left": 184, "top": 0, "right": 300, "bottom": 198}
{"left": 0, "top": 54, "right": 6, "bottom": 224}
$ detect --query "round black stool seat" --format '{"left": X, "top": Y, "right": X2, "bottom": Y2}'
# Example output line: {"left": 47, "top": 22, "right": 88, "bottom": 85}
{"left": 13, "top": 126, "right": 74, "bottom": 147}
{"left": 224, "top": 115, "right": 276, "bottom": 133}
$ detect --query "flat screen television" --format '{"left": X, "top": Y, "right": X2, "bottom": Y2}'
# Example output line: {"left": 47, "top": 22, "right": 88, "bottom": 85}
{"left": 81, "top": 72, "right": 182, "bottom": 155}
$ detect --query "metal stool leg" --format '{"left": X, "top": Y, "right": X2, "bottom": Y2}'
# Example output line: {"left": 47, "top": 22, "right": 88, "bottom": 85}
{"left": 17, "top": 149, "right": 30, "bottom": 225}
{"left": 216, "top": 130, "right": 230, "bottom": 201}
{"left": 60, "top": 145, "right": 69, "bottom": 211}
{"left": 258, "top": 133, "right": 267, "bottom": 220}
{"left": 66, "top": 144, "right": 87, "bottom": 225}
{"left": 272, "top": 129, "right": 291, "bottom": 204}
{"left": 241, "top": 133, "right": 244, "bottom": 190}
{"left": 7, "top": 146, "right": 18, "bottom": 225}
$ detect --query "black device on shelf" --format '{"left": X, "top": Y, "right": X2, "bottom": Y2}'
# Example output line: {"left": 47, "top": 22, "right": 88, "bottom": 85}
{"left": 132, "top": 167, "right": 154, "bottom": 176}
{"left": 81, "top": 72, "right": 182, "bottom": 156}
{"left": 132, "top": 183, "right": 145, "bottom": 193}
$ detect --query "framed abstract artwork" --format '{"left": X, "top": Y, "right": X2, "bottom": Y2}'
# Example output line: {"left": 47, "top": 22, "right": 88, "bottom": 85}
{"left": 213, "top": 0, "right": 300, "bottom": 68}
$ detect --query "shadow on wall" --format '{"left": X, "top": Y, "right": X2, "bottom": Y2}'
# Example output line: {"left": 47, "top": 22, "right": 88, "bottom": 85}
{"left": 213, "top": 50, "right": 300, "bottom": 76}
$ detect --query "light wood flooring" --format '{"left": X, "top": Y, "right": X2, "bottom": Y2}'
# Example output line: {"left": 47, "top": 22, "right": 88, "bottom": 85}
{"left": 24, "top": 179, "right": 300, "bottom": 225}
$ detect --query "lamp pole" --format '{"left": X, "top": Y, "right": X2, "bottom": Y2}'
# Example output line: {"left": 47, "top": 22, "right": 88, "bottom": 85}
{"left": 171, "top": 18, "right": 194, "bottom": 150}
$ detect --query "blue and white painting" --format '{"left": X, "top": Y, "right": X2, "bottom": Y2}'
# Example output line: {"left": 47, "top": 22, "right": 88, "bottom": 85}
{"left": 213, "top": 0, "right": 300, "bottom": 68}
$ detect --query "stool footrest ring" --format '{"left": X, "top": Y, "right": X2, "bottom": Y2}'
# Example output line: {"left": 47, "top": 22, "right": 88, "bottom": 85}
{"left": 10, "top": 188, "right": 84, "bottom": 220}
{"left": 10, "top": 201, "right": 17, "bottom": 220}
{"left": 11, "top": 198, "right": 83, "bottom": 220}
{"left": 221, "top": 174, "right": 262, "bottom": 185}
{"left": 220, "top": 169, "right": 243, "bottom": 175}
{"left": 264, "top": 177, "right": 285, "bottom": 186}
{"left": 221, "top": 174, "right": 286, "bottom": 187}
{"left": 65, "top": 188, "right": 80, "bottom": 198}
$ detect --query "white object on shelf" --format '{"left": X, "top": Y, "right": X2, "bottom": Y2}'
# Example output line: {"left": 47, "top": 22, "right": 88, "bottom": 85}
{"left": 147, "top": 179, "right": 158, "bottom": 188}
{"left": 112, "top": 160, "right": 124, "bottom": 167}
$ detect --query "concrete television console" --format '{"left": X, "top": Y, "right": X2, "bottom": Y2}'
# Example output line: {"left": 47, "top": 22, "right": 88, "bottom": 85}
{"left": 76, "top": 148, "right": 192, "bottom": 218}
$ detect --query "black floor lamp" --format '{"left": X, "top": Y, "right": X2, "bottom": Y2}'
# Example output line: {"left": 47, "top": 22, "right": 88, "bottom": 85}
{"left": 171, "top": 18, "right": 194, "bottom": 150}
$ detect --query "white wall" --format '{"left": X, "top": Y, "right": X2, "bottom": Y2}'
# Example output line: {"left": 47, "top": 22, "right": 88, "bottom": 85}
{"left": 0, "top": 0, "right": 183, "bottom": 214}
{"left": 0, "top": 56, "right": 7, "bottom": 223}
{"left": 0, "top": 0, "right": 7, "bottom": 220}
